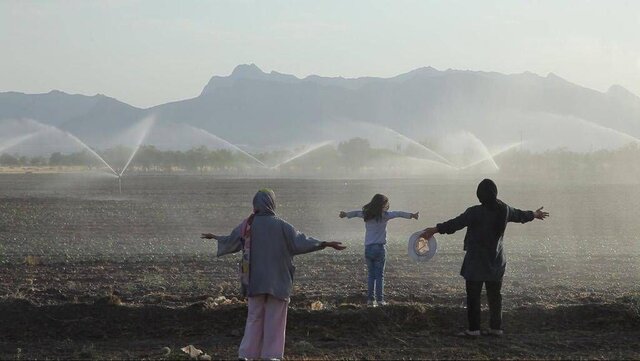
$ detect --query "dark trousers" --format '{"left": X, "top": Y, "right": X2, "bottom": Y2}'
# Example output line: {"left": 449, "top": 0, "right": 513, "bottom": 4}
{"left": 465, "top": 279, "right": 503, "bottom": 331}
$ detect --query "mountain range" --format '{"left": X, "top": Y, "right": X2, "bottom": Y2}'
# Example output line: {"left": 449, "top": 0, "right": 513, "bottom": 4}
{"left": 1, "top": 64, "right": 639, "bottom": 153}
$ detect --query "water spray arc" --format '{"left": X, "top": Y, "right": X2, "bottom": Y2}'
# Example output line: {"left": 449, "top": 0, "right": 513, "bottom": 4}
{"left": 464, "top": 132, "right": 500, "bottom": 171}
{"left": 576, "top": 117, "right": 640, "bottom": 144}
{"left": 270, "top": 141, "right": 334, "bottom": 169}
{"left": 184, "top": 124, "right": 268, "bottom": 168}
{"left": 0, "top": 121, "right": 119, "bottom": 177}
{"left": 118, "top": 117, "right": 155, "bottom": 178}
{"left": 348, "top": 121, "right": 456, "bottom": 167}
{"left": 1, "top": 118, "right": 161, "bottom": 194}
{"left": 61, "top": 130, "right": 119, "bottom": 176}
{"left": 403, "top": 156, "right": 459, "bottom": 171}
{"left": 0, "top": 132, "right": 40, "bottom": 154}
{"left": 111, "top": 116, "right": 157, "bottom": 194}
{"left": 381, "top": 126, "right": 455, "bottom": 167}
{"left": 458, "top": 141, "right": 523, "bottom": 170}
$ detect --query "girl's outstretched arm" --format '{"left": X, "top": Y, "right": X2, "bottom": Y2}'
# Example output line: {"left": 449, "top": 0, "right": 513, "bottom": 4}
{"left": 339, "top": 210, "right": 363, "bottom": 219}
{"left": 386, "top": 211, "right": 419, "bottom": 220}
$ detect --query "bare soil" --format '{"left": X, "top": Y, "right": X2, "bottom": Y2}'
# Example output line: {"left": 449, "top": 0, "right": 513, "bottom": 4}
{"left": 1, "top": 252, "right": 639, "bottom": 360}
{"left": 1, "top": 175, "right": 639, "bottom": 359}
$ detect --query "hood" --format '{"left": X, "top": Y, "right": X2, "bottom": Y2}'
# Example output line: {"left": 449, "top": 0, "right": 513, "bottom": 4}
{"left": 253, "top": 188, "right": 276, "bottom": 215}
{"left": 476, "top": 178, "right": 498, "bottom": 205}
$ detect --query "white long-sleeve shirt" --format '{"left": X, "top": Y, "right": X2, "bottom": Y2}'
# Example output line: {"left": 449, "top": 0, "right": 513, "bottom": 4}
{"left": 345, "top": 210, "right": 413, "bottom": 246}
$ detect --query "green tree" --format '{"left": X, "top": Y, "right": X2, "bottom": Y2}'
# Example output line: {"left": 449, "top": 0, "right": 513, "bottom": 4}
{"left": 0, "top": 153, "right": 19, "bottom": 166}
{"left": 338, "top": 138, "right": 371, "bottom": 168}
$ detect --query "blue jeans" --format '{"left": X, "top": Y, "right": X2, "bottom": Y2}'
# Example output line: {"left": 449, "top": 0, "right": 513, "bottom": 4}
{"left": 365, "top": 243, "right": 386, "bottom": 302}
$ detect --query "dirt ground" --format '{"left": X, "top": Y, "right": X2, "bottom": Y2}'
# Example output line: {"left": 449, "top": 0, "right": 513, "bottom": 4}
{"left": 1, "top": 251, "right": 639, "bottom": 360}
{"left": 1, "top": 175, "right": 639, "bottom": 359}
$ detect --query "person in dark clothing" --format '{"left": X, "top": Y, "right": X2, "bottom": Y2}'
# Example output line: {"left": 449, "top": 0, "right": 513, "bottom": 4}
{"left": 421, "top": 179, "right": 549, "bottom": 337}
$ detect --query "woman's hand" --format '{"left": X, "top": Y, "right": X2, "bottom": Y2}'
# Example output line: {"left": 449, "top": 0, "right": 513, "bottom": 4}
{"left": 421, "top": 227, "right": 438, "bottom": 240}
{"left": 534, "top": 207, "right": 549, "bottom": 220}
{"left": 200, "top": 233, "right": 217, "bottom": 240}
{"left": 322, "top": 241, "right": 347, "bottom": 250}
{"left": 339, "top": 211, "right": 347, "bottom": 218}
{"left": 411, "top": 212, "right": 419, "bottom": 220}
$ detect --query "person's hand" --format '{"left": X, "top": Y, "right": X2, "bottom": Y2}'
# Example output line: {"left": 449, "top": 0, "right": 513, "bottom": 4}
{"left": 322, "top": 241, "right": 347, "bottom": 250}
{"left": 339, "top": 211, "right": 347, "bottom": 218}
{"left": 200, "top": 233, "right": 216, "bottom": 240}
{"left": 421, "top": 227, "right": 438, "bottom": 240}
{"left": 534, "top": 207, "right": 549, "bottom": 220}
{"left": 411, "top": 212, "right": 419, "bottom": 220}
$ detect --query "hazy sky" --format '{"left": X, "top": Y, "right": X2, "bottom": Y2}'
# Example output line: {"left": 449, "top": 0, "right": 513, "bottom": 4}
{"left": 1, "top": 0, "right": 639, "bottom": 108}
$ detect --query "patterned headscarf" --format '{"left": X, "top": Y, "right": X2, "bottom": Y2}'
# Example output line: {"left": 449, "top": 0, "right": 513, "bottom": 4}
{"left": 238, "top": 188, "right": 276, "bottom": 296}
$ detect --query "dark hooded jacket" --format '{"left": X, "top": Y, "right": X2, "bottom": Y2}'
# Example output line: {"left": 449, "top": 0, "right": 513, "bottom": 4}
{"left": 436, "top": 180, "right": 535, "bottom": 281}
{"left": 216, "top": 189, "right": 325, "bottom": 300}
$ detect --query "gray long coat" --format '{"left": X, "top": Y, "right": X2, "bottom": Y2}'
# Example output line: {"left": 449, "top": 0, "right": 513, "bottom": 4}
{"left": 217, "top": 191, "right": 324, "bottom": 300}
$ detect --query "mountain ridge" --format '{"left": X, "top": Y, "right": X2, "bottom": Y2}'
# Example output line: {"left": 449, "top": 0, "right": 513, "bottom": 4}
{"left": 1, "top": 64, "right": 639, "bottom": 151}
{"left": 3, "top": 64, "right": 637, "bottom": 109}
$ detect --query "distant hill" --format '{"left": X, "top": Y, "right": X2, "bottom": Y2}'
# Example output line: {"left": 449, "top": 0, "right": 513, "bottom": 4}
{"left": 1, "top": 64, "right": 639, "bottom": 152}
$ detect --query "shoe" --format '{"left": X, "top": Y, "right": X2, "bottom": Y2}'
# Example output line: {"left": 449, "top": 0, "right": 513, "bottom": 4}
{"left": 456, "top": 329, "right": 480, "bottom": 338}
{"left": 367, "top": 300, "right": 377, "bottom": 307}
{"left": 487, "top": 329, "right": 503, "bottom": 337}
{"left": 378, "top": 301, "right": 387, "bottom": 306}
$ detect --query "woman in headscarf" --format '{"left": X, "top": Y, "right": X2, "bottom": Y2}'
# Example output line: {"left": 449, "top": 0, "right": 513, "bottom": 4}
{"left": 201, "top": 188, "right": 345, "bottom": 360}
{"left": 421, "top": 179, "right": 548, "bottom": 337}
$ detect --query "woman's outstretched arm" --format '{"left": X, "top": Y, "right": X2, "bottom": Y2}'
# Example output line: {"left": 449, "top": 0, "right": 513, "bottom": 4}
{"left": 509, "top": 206, "right": 549, "bottom": 223}
{"left": 422, "top": 209, "right": 472, "bottom": 240}
{"left": 283, "top": 221, "right": 346, "bottom": 255}
{"left": 201, "top": 223, "right": 243, "bottom": 257}
{"left": 533, "top": 207, "right": 549, "bottom": 220}
{"left": 534, "top": 207, "right": 549, "bottom": 219}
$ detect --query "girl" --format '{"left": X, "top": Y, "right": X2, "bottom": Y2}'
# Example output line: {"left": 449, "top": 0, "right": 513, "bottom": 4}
{"left": 201, "top": 188, "right": 345, "bottom": 360}
{"left": 421, "top": 179, "right": 548, "bottom": 337}
{"left": 339, "top": 193, "right": 418, "bottom": 306}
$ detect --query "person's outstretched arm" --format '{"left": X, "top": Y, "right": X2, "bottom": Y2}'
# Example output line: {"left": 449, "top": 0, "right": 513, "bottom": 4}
{"left": 283, "top": 221, "right": 346, "bottom": 255}
{"left": 422, "top": 209, "right": 472, "bottom": 240}
{"left": 339, "top": 210, "right": 363, "bottom": 219}
{"left": 509, "top": 206, "right": 549, "bottom": 223}
{"left": 386, "top": 211, "right": 419, "bottom": 220}
{"left": 201, "top": 223, "right": 243, "bottom": 257}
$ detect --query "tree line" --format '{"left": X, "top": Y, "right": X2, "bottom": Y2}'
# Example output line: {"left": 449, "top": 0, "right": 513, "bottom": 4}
{"left": 1, "top": 140, "right": 640, "bottom": 181}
